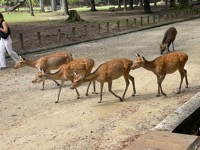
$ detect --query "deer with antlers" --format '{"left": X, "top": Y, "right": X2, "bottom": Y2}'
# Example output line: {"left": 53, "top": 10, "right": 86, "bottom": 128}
{"left": 14, "top": 52, "right": 74, "bottom": 90}
{"left": 32, "top": 58, "right": 96, "bottom": 103}
{"left": 131, "top": 52, "right": 188, "bottom": 96}
{"left": 70, "top": 58, "right": 136, "bottom": 103}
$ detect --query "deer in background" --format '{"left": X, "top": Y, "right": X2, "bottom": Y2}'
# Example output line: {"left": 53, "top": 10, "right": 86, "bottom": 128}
{"left": 70, "top": 58, "right": 136, "bottom": 103}
{"left": 160, "top": 27, "right": 177, "bottom": 55}
{"left": 32, "top": 58, "right": 96, "bottom": 103}
{"left": 131, "top": 52, "right": 188, "bottom": 96}
{"left": 14, "top": 52, "right": 74, "bottom": 90}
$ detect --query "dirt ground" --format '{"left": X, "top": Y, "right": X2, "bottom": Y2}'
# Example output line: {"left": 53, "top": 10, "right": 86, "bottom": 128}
{"left": 0, "top": 18, "right": 200, "bottom": 150}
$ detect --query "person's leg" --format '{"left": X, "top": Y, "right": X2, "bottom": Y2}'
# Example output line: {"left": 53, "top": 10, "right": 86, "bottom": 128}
{"left": 0, "top": 39, "right": 7, "bottom": 68}
{"left": 3, "top": 36, "right": 20, "bottom": 64}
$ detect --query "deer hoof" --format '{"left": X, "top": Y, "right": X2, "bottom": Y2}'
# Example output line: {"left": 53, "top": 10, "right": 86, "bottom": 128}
{"left": 85, "top": 93, "right": 89, "bottom": 96}
{"left": 55, "top": 101, "right": 59, "bottom": 104}
{"left": 77, "top": 97, "right": 80, "bottom": 99}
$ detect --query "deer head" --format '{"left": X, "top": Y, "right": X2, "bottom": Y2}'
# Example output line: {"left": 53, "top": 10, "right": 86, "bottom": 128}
{"left": 70, "top": 72, "right": 85, "bottom": 89}
{"left": 160, "top": 44, "right": 168, "bottom": 55}
{"left": 14, "top": 56, "right": 26, "bottom": 69}
{"left": 131, "top": 53, "right": 145, "bottom": 70}
{"left": 32, "top": 70, "right": 46, "bottom": 83}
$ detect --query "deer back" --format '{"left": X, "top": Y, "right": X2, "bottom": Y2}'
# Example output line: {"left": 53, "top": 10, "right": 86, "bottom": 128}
{"left": 162, "top": 27, "right": 177, "bottom": 44}
{"left": 154, "top": 52, "right": 188, "bottom": 75}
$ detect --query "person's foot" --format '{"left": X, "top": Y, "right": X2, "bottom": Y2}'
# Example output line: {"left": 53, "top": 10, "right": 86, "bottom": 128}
{"left": 0, "top": 67, "right": 7, "bottom": 70}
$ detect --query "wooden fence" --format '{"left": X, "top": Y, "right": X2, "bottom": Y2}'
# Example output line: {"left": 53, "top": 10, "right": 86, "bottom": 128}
{"left": 13, "top": 8, "right": 200, "bottom": 53}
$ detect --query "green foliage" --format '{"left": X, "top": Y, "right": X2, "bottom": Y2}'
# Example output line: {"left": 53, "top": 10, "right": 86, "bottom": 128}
{"left": 68, "top": 0, "right": 79, "bottom": 5}
{"left": 0, "top": 0, "right": 7, "bottom": 5}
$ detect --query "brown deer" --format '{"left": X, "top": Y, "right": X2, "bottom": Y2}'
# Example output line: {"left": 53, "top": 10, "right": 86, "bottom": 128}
{"left": 70, "top": 58, "right": 136, "bottom": 103}
{"left": 131, "top": 52, "right": 188, "bottom": 96}
{"left": 160, "top": 27, "right": 177, "bottom": 55}
{"left": 14, "top": 52, "right": 74, "bottom": 90}
{"left": 32, "top": 58, "right": 96, "bottom": 103}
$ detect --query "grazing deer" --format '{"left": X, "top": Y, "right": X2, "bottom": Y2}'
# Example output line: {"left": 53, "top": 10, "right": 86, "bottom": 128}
{"left": 160, "top": 27, "right": 177, "bottom": 55}
{"left": 32, "top": 58, "right": 96, "bottom": 103}
{"left": 14, "top": 52, "right": 74, "bottom": 90}
{"left": 131, "top": 52, "right": 188, "bottom": 96}
{"left": 70, "top": 58, "right": 136, "bottom": 103}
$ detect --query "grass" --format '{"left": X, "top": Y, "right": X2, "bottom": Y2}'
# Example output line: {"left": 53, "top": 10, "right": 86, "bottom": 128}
{"left": 0, "top": 5, "right": 118, "bottom": 24}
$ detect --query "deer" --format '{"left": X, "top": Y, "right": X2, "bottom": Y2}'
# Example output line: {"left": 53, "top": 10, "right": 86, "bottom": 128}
{"left": 131, "top": 52, "right": 188, "bottom": 97}
{"left": 14, "top": 52, "right": 74, "bottom": 90}
{"left": 32, "top": 58, "right": 96, "bottom": 103}
{"left": 160, "top": 27, "right": 177, "bottom": 55}
{"left": 70, "top": 58, "right": 136, "bottom": 103}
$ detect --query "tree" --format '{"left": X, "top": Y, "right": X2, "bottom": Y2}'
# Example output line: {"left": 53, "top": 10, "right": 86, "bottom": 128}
{"left": 179, "top": 0, "right": 189, "bottom": 8}
{"left": 129, "top": 0, "right": 134, "bottom": 10}
{"left": 40, "top": 0, "right": 45, "bottom": 12}
{"left": 123, "top": 0, "right": 127, "bottom": 11}
{"left": 29, "top": 0, "right": 34, "bottom": 16}
{"left": 90, "top": 0, "right": 97, "bottom": 11}
{"left": 51, "top": 0, "right": 57, "bottom": 11}
{"left": 143, "top": 0, "right": 151, "bottom": 13}
{"left": 61, "top": 0, "right": 69, "bottom": 15}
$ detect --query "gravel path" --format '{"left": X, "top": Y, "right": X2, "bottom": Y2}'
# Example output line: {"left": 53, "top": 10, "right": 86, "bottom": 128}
{"left": 0, "top": 18, "right": 200, "bottom": 150}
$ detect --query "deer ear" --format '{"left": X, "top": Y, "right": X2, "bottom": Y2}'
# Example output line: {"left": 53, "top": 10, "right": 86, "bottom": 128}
{"left": 41, "top": 70, "right": 45, "bottom": 74}
{"left": 142, "top": 57, "right": 145, "bottom": 61}
{"left": 135, "top": 53, "right": 140, "bottom": 57}
{"left": 73, "top": 72, "right": 78, "bottom": 76}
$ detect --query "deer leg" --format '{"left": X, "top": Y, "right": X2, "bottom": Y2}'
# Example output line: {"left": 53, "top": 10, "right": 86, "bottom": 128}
{"left": 122, "top": 76, "right": 130, "bottom": 99}
{"left": 159, "top": 75, "right": 166, "bottom": 96}
{"left": 75, "top": 88, "right": 80, "bottom": 99}
{"left": 98, "top": 83, "right": 104, "bottom": 103}
{"left": 41, "top": 80, "right": 45, "bottom": 90}
{"left": 156, "top": 75, "right": 166, "bottom": 96}
{"left": 108, "top": 81, "right": 123, "bottom": 101}
{"left": 53, "top": 80, "right": 60, "bottom": 86}
{"left": 184, "top": 69, "right": 189, "bottom": 88}
{"left": 177, "top": 69, "right": 188, "bottom": 94}
{"left": 129, "top": 75, "right": 136, "bottom": 96}
{"left": 156, "top": 75, "right": 161, "bottom": 96}
{"left": 70, "top": 80, "right": 80, "bottom": 98}
{"left": 85, "top": 81, "right": 92, "bottom": 96}
{"left": 55, "top": 81, "right": 64, "bottom": 103}
{"left": 92, "top": 81, "right": 97, "bottom": 94}
{"left": 172, "top": 40, "right": 175, "bottom": 51}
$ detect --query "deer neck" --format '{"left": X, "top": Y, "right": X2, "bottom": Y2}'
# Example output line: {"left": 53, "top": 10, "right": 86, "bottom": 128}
{"left": 143, "top": 60, "right": 157, "bottom": 73}
{"left": 25, "top": 59, "right": 38, "bottom": 68}
{"left": 82, "top": 71, "right": 99, "bottom": 83}
{"left": 44, "top": 71, "right": 65, "bottom": 81}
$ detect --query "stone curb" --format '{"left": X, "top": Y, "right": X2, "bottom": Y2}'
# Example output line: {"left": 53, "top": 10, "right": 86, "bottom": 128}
{"left": 152, "top": 92, "right": 200, "bottom": 132}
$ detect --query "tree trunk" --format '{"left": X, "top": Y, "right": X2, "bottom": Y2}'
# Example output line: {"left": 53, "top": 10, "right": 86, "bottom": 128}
{"left": 5, "top": 0, "right": 25, "bottom": 12}
{"left": 129, "top": 0, "right": 134, "bottom": 10}
{"left": 123, "top": 0, "right": 127, "bottom": 10}
{"left": 51, "top": 0, "right": 57, "bottom": 11}
{"left": 90, "top": 0, "right": 97, "bottom": 11}
{"left": 66, "top": 10, "right": 83, "bottom": 22}
{"left": 40, "top": 0, "right": 45, "bottom": 12}
{"left": 118, "top": 0, "right": 122, "bottom": 7}
{"left": 29, "top": 0, "right": 34, "bottom": 16}
{"left": 179, "top": 0, "right": 189, "bottom": 8}
{"left": 143, "top": 0, "right": 151, "bottom": 13}
{"left": 169, "top": 0, "right": 176, "bottom": 7}
{"left": 61, "top": 0, "right": 69, "bottom": 15}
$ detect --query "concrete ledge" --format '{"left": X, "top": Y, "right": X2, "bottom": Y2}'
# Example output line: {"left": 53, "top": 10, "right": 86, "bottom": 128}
{"left": 152, "top": 92, "right": 200, "bottom": 132}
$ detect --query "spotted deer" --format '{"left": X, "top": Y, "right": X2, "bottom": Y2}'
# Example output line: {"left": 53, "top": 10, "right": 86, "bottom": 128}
{"left": 160, "top": 27, "right": 177, "bottom": 55}
{"left": 70, "top": 58, "right": 136, "bottom": 103}
{"left": 14, "top": 52, "right": 74, "bottom": 90}
{"left": 32, "top": 58, "right": 96, "bottom": 103}
{"left": 131, "top": 52, "right": 188, "bottom": 96}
